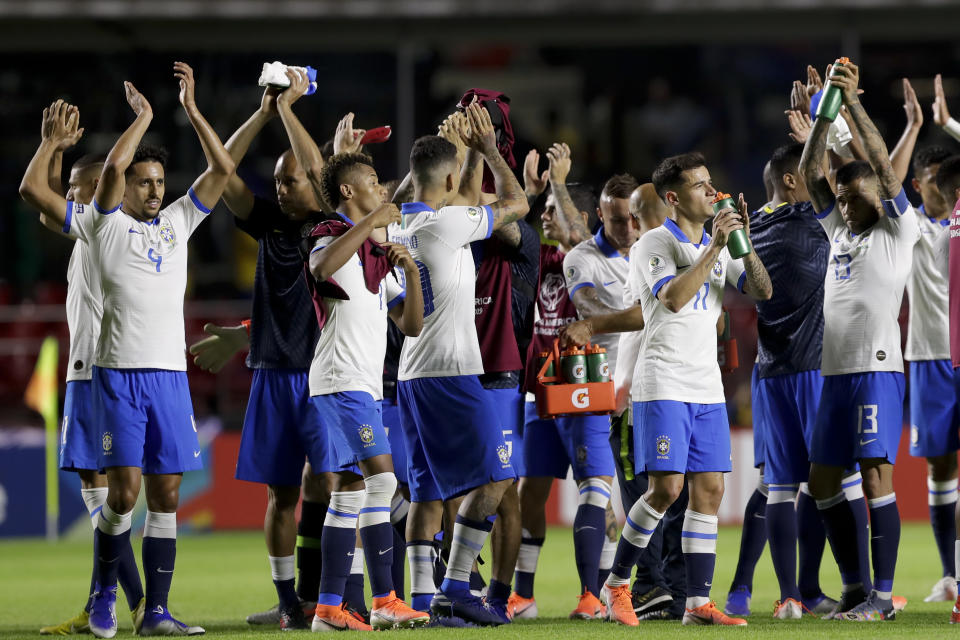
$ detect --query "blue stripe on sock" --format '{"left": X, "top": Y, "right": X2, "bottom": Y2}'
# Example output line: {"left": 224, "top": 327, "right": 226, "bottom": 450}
{"left": 317, "top": 592, "right": 342, "bottom": 606}
{"left": 681, "top": 531, "right": 718, "bottom": 540}
{"left": 841, "top": 478, "right": 862, "bottom": 489}
{"left": 929, "top": 488, "right": 958, "bottom": 495}
{"left": 91, "top": 506, "right": 103, "bottom": 518}
{"left": 625, "top": 515, "right": 655, "bottom": 535}
{"left": 452, "top": 535, "right": 484, "bottom": 552}
{"left": 579, "top": 486, "right": 611, "bottom": 498}
{"left": 327, "top": 508, "right": 359, "bottom": 519}
{"left": 359, "top": 506, "right": 392, "bottom": 514}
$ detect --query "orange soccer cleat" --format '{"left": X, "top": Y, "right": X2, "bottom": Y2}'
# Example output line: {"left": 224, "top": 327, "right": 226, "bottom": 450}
{"left": 683, "top": 601, "right": 748, "bottom": 626}
{"left": 951, "top": 595, "right": 960, "bottom": 624}
{"left": 569, "top": 589, "right": 606, "bottom": 620}
{"left": 601, "top": 584, "right": 638, "bottom": 627}
{"left": 370, "top": 592, "right": 430, "bottom": 629}
{"left": 506, "top": 593, "right": 538, "bottom": 620}
{"left": 311, "top": 603, "right": 373, "bottom": 632}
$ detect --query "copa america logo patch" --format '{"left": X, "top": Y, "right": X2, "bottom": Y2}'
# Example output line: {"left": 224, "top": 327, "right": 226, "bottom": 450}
{"left": 102, "top": 432, "right": 113, "bottom": 453}
{"left": 467, "top": 206, "right": 483, "bottom": 218}
{"left": 649, "top": 255, "right": 665, "bottom": 275}
{"left": 358, "top": 425, "right": 375, "bottom": 445}
{"left": 565, "top": 266, "right": 577, "bottom": 280}
{"left": 655, "top": 435, "right": 671, "bottom": 458}
{"left": 497, "top": 444, "right": 511, "bottom": 465}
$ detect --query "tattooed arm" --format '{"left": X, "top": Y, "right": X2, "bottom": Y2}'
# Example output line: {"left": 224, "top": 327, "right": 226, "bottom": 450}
{"left": 799, "top": 113, "right": 836, "bottom": 213}
{"left": 548, "top": 143, "right": 591, "bottom": 246}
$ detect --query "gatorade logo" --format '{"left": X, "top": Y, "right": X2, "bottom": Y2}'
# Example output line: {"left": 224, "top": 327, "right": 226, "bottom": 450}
{"left": 573, "top": 364, "right": 586, "bottom": 379}
{"left": 571, "top": 387, "right": 590, "bottom": 409}
{"left": 599, "top": 362, "right": 609, "bottom": 378}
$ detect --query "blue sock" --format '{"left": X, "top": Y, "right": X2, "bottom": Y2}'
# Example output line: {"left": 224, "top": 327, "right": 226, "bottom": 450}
{"left": 765, "top": 488, "right": 801, "bottom": 601}
{"left": 411, "top": 593, "right": 432, "bottom": 612}
{"left": 142, "top": 512, "right": 177, "bottom": 613}
{"left": 847, "top": 493, "right": 873, "bottom": 592}
{"left": 343, "top": 568, "right": 366, "bottom": 613}
{"left": 608, "top": 497, "right": 664, "bottom": 587}
{"left": 514, "top": 536, "right": 544, "bottom": 598}
{"left": 117, "top": 535, "right": 144, "bottom": 610}
{"left": 573, "top": 482, "right": 608, "bottom": 596}
{"left": 95, "top": 504, "right": 134, "bottom": 592}
{"left": 391, "top": 526, "right": 406, "bottom": 600}
{"left": 868, "top": 494, "right": 900, "bottom": 598}
{"left": 796, "top": 488, "right": 826, "bottom": 600}
{"left": 296, "top": 499, "right": 327, "bottom": 603}
{"left": 487, "top": 579, "right": 511, "bottom": 602}
{"left": 817, "top": 493, "right": 863, "bottom": 590}
{"left": 928, "top": 478, "right": 958, "bottom": 577}
{"left": 359, "top": 473, "right": 397, "bottom": 599}
{"left": 682, "top": 510, "right": 718, "bottom": 601}
{"left": 730, "top": 486, "right": 767, "bottom": 591}
{"left": 85, "top": 534, "right": 99, "bottom": 612}
{"left": 317, "top": 491, "right": 362, "bottom": 608}
{"left": 269, "top": 556, "right": 299, "bottom": 611}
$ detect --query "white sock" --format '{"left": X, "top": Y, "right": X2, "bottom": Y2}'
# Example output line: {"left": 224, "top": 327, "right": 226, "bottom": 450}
{"left": 269, "top": 555, "right": 295, "bottom": 582}
{"left": 81, "top": 487, "right": 108, "bottom": 530}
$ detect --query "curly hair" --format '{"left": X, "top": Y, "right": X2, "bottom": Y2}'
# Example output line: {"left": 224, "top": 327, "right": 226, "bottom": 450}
{"left": 319, "top": 152, "right": 375, "bottom": 209}
{"left": 125, "top": 144, "right": 168, "bottom": 177}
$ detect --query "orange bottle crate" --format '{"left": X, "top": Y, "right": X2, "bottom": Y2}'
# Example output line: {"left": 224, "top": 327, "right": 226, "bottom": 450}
{"left": 534, "top": 339, "right": 616, "bottom": 419}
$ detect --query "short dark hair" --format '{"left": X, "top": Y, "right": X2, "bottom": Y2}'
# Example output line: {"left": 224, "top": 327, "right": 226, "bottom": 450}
{"left": 935, "top": 155, "right": 960, "bottom": 202}
{"left": 125, "top": 144, "right": 168, "bottom": 177}
{"left": 319, "top": 153, "right": 375, "bottom": 209}
{"left": 409, "top": 136, "right": 457, "bottom": 187}
{"left": 601, "top": 173, "right": 639, "bottom": 200}
{"left": 72, "top": 153, "right": 106, "bottom": 172}
{"left": 769, "top": 144, "right": 804, "bottom": 187}
{"left": 913, "top": 145, "right": 953, "bottom": 174}
{"left": 835, "top": 160, "right": 876, "bottom": 187}
{"left": 652, "top": 152, "right": 706, "bottom": 200}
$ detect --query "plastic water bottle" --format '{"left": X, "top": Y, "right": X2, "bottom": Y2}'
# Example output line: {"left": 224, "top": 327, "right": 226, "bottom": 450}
{"left": 815, "top": 57, "right": 850, "bottom": 122}
{"left": 560, "top": 346, "right": 588, "bottom": 384}
{"left": 585, "top": 345, "right": 610, "bottom": 382}
{"left": 537, "top": 351, "right": 555, "bottom": 383}
{"left": 712, "top": 192, "right": 752, "bottom": 259}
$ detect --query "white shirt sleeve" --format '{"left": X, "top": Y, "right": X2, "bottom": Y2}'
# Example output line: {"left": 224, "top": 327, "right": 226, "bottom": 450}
{"left": 63, "top": 201, "right": 96, "bottom": 243}
{"left": 162, "top": 190, "right": 213, "bottom": 238}
{"left": 814, "top": 200, "right": 844, "bottom": 238}
{"left": 881, "top": 188, "right": 922, "bottom": 245}
{"left": 384, "top": 269, "right": 406, "bottom": 310}
{"left": 433, "top": 204, "right": 494, "bottom": 247}
{"left": 725, "top": 253, "right": 747, "bottom": 292}
{"left": 563, "top": 246, "right": 597, "bottom": 300}
{"left": 636, "top": 230, "right": 678, "bottom": 299}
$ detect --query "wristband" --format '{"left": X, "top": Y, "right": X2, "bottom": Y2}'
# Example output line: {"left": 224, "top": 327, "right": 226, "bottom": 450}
{"left": 241, "top": 319, "right": 251, "bottom": 336}
{"left": 944, "top": 117, "right": 960, "bottom": 142}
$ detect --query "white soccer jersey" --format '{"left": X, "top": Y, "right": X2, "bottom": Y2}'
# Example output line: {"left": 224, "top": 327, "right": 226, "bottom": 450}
{"left": 612, "top": 267, "right": 642, "bottom": 414}
{"left": 308, "top": 229, "right": 405, "bottom": 399}
{"left": 631, "top": 218, "right": 746, "bottom": 404}
{"left": 563, "top": 229, "right": 630, "bottom": 369}
{"left": 63, "top": 204, "right": 103, "bottom": 382}
{"left": 906, "top": 211, "right": 951, "bottom": 361}
{"left": 817, "top": 188, "right": 921, "bottom": 376}
{"left": 66, "top": 191, "right": 211, "bottom": 370}
{"left": 388, "top": 202, "right": 493, "bottom": 380}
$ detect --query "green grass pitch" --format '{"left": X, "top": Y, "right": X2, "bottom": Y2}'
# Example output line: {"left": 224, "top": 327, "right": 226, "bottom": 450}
{"left": 0, "top": 523, "right": 953, "bottom": 638}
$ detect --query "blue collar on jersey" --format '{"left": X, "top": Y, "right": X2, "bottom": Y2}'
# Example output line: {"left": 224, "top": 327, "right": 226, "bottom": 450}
{"left": 919, "top": 203, "right": 950, "bottom": 227}
{"left": 401, "top": 202, "right": 434, "bottom": 215}
{"left": 663, "top": 217, "right": 709, "bottom": 247}
{"left": 335, "top": 212, "right": 355, "bottom": 226}
{"left": 594, "top": 226, "right": 627, "bottom": 260}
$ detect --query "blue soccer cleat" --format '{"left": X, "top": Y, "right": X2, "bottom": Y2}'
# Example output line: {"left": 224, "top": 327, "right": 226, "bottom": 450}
{"left": 724, "top": 585, "right": 752, "bottom": 617}
{"left": 88, "top": 587, "right": 118, "bottom": 639}
{"left": 139, "top": 606, "right": 205, "bottom": 636}
{"left": 429, "top": 590, "right": 506, "bottom": 626}
{"left": 481, "top": 596, "right": 512, "bottom": 625}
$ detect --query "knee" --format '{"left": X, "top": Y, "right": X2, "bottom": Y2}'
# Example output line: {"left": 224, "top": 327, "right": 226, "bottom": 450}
{"left": 146, "top": 485, "right": 180, "bottom": 513}
{"left": 109, "top": 486, "right": 139, "bottom": 514}
{"left": 267, "top": 485, "right": 301, "bottom": 513}
{"left": 928, "top": 455, "right": 959, "bottom": 481}
{"left": 647, "top": 477, "right": 683, "bottom": 510}
{"left": 364, "top": 471, "right": 398, "bottom": 503}
{"left": 303, "top": 469, "right": 333, "bottom": 503}
{"left": 497, "top": 483, "right": 520, "bottom": 515}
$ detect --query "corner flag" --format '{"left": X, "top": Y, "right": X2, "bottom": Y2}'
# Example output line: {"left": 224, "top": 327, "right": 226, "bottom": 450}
{"left": 24, "top": 336, "right": 59, "bottom": 540}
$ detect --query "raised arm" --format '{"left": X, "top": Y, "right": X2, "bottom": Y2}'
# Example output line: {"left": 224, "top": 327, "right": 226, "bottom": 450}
{"left": 222, "top": 87, "right": 279, "bottom": 219}
{"left": 444, "top": 112, "right": 484, "bottom": 207}
{"left": 461, "top": 103, "right": 528, "bottom": 230}
{"left": 830, "top": 62, "right": 901, "bottom": 198}
{"left": 175, "top": 62, "right": 236, "bottom": 209}
{"left": 20, "top": 101, "right": 81, "bottom": 227}
{"left": 309, "top": 204, "right": 400, "bottom": 282}
{"left": 547, "top": 143, "right": 591, "bottom": 246}
{"left": 799, "top": 107, "right": 836, "bottom": 212}
{"left": 93, "top": 82, "right": 153, "bottom": 211}
{"left": 385, "top": 243, "right": 424, "bottom": 337}
{"left": 735, "top": 195, "right": 773, "bottom": 300}
{"left": 276, "top": 68, "right": 325, "bottom": 205}
{"left": 933, "top": 73, "right": 960, "bottom": 142}
{"left": 889, "top": 78, "right": 922, "bottom": 184}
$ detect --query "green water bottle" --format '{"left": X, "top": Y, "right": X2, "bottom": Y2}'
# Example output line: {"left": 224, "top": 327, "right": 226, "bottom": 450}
{"left": 560, "top": 346, "right": 588, "bottom": 384}
{"left": 815, "top": 56, "right": 850, "bottom": 122}
{"left": 712, "top": 192, "right": 752, "bottom": 259}
{"left": 537, "top": 351, "right": 555, "bottom": 383}
{"left": 585, "top": 345, "right": 610, "bottom": 383}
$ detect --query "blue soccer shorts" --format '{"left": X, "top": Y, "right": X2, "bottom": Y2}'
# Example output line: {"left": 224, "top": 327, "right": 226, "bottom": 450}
{"left": 757, "top": 369, "right": 822, "bottom": 485}
{"left": 310, "top": 391, "right": 392, "bottom": 469}
{"left": 522, "top": 401, "right": 615, "bottom": 480}
{"left": 488, "top": 387, "right": 527, "bottom": 478}
{"left": 634, "top": 400, "right": 732, "bottom": 474}
{"left": 810, "top": 372, "right": 905, "bottom": 468}
{"left": 382, "top": 396, "right": 408, "bottom": 486}
{"left": 60, "top": 380, "right": 99, "bottom": 472}
{"left": 397, "top": 375, "right": 516, "bottom": 503}
{"left": 751, "top": 366, "right": 765, "bottom": 469}
{"left": 92, "top": 367, "right": 202, "bottom": 475}
{"left": 236, "top": 368, "right": 338, "bottom": 486}
{"left": 908, "top": 360, "right": 960, "bottom": 458}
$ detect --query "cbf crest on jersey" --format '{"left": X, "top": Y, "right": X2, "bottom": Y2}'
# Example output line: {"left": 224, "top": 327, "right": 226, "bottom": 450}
{"left": 712, "top": 259, "right": 723, "bottom": 278}
{"left": 158, "top": 219, "right": 177, "bottom": 251}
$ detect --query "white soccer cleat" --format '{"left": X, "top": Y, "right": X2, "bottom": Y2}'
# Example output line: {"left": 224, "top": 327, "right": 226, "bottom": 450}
{"left": 924, "top": 576, "right": 958, "bottom": 603}
{"left": 773, "top": 598, "right": 804, "bottom": 619}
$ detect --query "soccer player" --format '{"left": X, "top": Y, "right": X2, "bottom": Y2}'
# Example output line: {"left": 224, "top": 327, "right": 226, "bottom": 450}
{"left": 303, "top": 152, "right": 428, "bottom": 630}
{"left": 550, "top": 171, "right": 635, "bottom": 618}
{"left": 387, "top": 103, "right": 528, "bottom": 626}
{"left": 800, "top": 61, "right": 919, "bottom": 621}
{"left": 21, "top": 63, "right": 233, "bottom": 637}
{"left": 561, "top": 151, "right": 773, "bottom": 627}
{"left": 211, "top": 68, "right": 341, "bottom": 630}
{"left": 21, "top": 107, "right": 147, "bottom": 636}
{"left": 736, "top": 142, "right": 834, "bottom": 619}
{"left": 902, "top": 145, "right": 959, "bottom": 603}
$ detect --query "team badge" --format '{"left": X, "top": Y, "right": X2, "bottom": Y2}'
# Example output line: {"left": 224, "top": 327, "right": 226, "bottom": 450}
{"left": 497, "top": 444, "right": 511, "bottom": 465}
{"left": 712, "top": 260, "right": 723, "bottom": 277}
{"left": 655, "top": 435, "right": 671, "bottom": 458}
{"left": 648, "top": 255, "right": 665, "bottom": 275}
{"left": 576, "top": 445, "right": 587, "bottom": 464}
{"left": 910, "top": 425, "right": 919, "bottom": 446}
{"left": 358, "top": 425, "right": 375, "bottom": 445}
{"left": 102, "top": 432, "right": 113, "bottom": 453}
{"left": 158, "top": 220, "right": 176, "bottom": 248}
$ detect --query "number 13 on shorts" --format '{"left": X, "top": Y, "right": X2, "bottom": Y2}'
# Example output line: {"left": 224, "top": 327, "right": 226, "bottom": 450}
{"left": 858, "top": 404, "right": 878, "bottom": 434}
